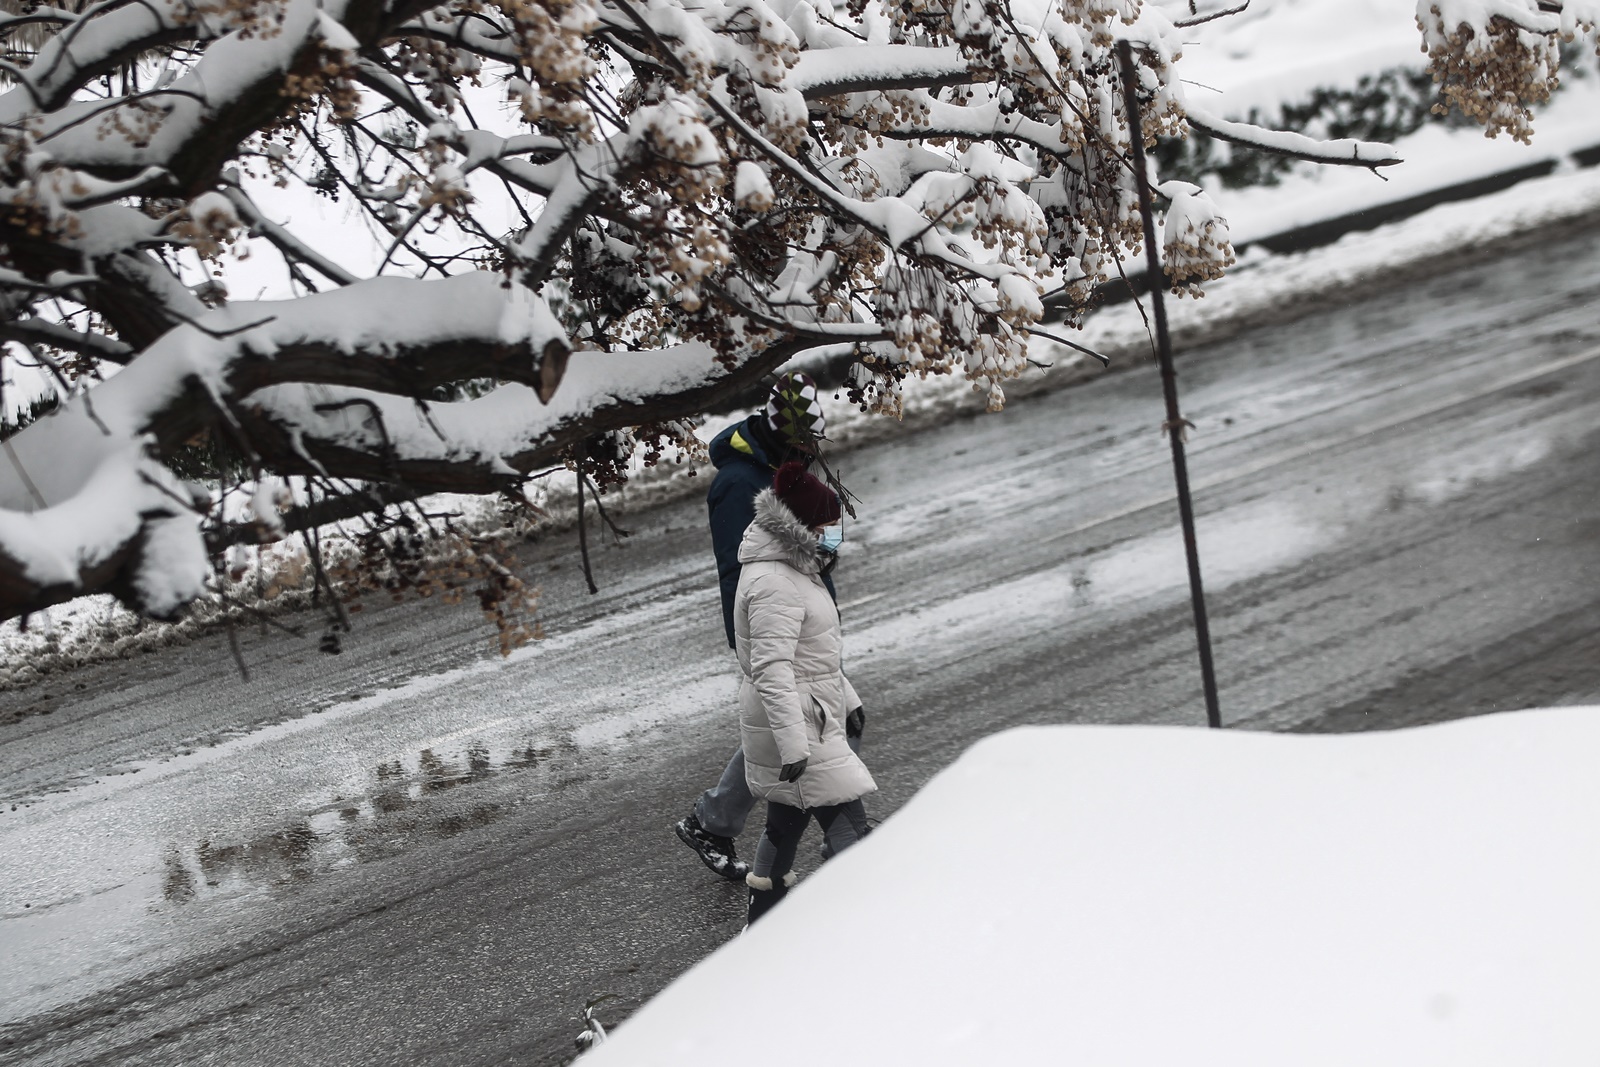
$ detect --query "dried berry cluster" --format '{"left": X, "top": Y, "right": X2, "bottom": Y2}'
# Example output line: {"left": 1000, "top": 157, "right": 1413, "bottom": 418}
{"left": 1163, "top": 221, "right": 1232, "bottom": 295}
{"left": 800, "top": 0, "right": 1201, "bottom": 405}
{"left": 566, "top": 419, "right": 707, "bottom": 493}
{"left": 1, "top": 128, "right": 85, "bottom": 243}
{"left": 328, "top": 525, "right": 541, "bottom": 657}
{"left": 1419, "top": 4, "right": 1561, "bottom": 142}
{"left": 279, "top": 47, "right": 362, "bottom": 125}
{"left": 487, "top": 0, "right": 599, "bottom": 132}
{"left": 170, "top": 193, "right": 242, "bottom": 260}
{"left": 1158, "top": 181, "right": 1234, "bottom": 297}
{"left": 846, "top": 355, "right": 911, "bottom": 419}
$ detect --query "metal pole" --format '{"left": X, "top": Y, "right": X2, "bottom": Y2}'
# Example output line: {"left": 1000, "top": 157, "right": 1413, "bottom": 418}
{"left": 1115, "top": 40, "right": 1223, "bottom": 730}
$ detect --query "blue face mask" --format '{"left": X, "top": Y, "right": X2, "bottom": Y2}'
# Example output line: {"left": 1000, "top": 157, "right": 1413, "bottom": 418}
{"left": 818, "top": 525, "right": 843, "bottom": 553}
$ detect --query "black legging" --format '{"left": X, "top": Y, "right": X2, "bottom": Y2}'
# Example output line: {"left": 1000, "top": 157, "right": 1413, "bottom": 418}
{"left": 758, "top": 800, "right": 847, "bottom": 883}
{"left": 746, "top": 800, "right": 849, "bottom": 924}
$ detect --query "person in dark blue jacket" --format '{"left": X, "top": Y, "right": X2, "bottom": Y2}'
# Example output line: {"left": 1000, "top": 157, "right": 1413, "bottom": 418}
{"left": 674, "top": 373, "right": 868, "bottom": 881}
{"left": 705, "top": 409, "right": 836, "bottom": 648}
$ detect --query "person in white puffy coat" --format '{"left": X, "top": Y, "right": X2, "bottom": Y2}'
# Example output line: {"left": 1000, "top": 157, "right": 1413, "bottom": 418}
{"left": 734, "top": 462, "right": 876, "bottom": 925}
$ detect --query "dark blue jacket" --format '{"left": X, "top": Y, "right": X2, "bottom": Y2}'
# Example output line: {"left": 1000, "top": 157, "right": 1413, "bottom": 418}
{"left": 707, "top": 414, "right": 836, "bottom": 647}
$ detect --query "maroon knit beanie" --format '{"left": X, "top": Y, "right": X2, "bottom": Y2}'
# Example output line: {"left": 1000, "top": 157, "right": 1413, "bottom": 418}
{"left": 773, "top": 461, "right": 840, "bottom": 528}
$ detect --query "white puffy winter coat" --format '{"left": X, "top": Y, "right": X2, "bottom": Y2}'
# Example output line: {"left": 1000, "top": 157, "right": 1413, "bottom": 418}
{"left": 734, "top": 489, "right": 876, "bottom": 810}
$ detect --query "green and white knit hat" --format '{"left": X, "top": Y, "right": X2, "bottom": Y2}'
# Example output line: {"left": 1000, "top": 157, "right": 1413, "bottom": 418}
{"left": 765, "top": 372, "right": 825, "bottom": 446}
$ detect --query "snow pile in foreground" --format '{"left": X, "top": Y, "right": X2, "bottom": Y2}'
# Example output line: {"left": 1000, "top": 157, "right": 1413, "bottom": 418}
{"left": 588, "top": 708, "right": 1600, "bottom": 1066}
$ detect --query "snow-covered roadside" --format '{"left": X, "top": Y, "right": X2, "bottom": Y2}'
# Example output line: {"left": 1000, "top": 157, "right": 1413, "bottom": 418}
{"left": 1212, "top": 77, "right": 1600, "bottom": 247}
{"left": 1155, "top": 0, "right": 1422, "bottom": 114}
{"left": 585, "top": 707, "right": 1600, "bottom": 1065}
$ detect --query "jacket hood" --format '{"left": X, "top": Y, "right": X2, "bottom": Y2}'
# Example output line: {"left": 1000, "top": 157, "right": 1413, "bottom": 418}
{"left": 708, "top": 414, "right": 775, "bottom": 472}
{"left": 739, "top": 488, "right": 821, "bottom": 574}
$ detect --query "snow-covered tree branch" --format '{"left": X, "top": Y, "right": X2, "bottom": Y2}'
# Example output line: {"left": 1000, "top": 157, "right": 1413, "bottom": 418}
{"left": 3, "top": 0, "right": 1572, "bottom": 630}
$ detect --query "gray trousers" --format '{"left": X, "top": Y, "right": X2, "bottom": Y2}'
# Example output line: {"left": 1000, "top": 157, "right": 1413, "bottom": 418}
{"left": 694, "top": 735, "right": 870, "bottom": 856}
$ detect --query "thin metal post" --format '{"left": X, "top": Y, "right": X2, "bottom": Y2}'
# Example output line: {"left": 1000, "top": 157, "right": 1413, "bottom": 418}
{"left": 1115, "top": 40, "right": 1223, "bottom": 730}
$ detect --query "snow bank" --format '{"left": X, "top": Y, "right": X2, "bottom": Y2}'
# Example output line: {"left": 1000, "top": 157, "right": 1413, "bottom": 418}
{"left": 1213, "top": 79, "right": 1600, "bottom": 248}
{"left": 1149, "top": 0, "right": 1600, "bottom": 246}
{"left": 588, "top": 708, "right": 1600, "bottom": 1066}
{"left": 1157, "top": 0, "right": 1424, "bottom": 120}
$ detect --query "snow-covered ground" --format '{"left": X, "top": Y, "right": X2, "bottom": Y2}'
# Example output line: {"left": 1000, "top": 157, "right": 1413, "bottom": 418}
{"left": 586, "top": 707, "right": 1600, "bottom": 1065}
{"left": 1160, "top": 0, "right": 1424, "bottom": 115}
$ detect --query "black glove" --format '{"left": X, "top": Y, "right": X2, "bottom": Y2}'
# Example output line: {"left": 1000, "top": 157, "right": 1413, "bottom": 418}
{"left": 845, "top": 706, "right": 866, "bottom": 739}
{"left": 779, "top": 757, "right": 809, "bottom": 783}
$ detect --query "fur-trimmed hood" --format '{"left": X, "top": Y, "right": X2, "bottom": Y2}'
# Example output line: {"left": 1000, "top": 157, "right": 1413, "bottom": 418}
{"left": 738, "top": 488, "right": 821, "bottom": 574}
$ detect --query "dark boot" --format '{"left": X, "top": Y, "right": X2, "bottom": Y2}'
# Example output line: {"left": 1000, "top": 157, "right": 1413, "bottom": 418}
{"left": 744, "top": 871, "right": 795, "bottom": 926}
{"left": 674, "top": 813, "right": 750, "bottom": 882}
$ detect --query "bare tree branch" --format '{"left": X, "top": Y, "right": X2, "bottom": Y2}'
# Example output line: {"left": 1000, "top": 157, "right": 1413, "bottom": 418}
{"left": 1173, "top": 2, "right": 1249, "bottom": 28}
{"left": 0, "top": 319, "right": 136, "bottom": 365}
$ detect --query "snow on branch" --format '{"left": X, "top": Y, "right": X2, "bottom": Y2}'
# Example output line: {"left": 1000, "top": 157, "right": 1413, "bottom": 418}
{"left": 235, "top": 339, "right": 799, "bottom": 492}
{"left": 790, "top": 45, "right": 971, "bottom": 98}
{"left": 0, "top": 0, "right": 200, "bottom": 114}
{"left": 0, "top": 318, "right": 135, "bottom": 364}
{"left": 0, "top": 444, "right": 208, "bottom": 623}
{"left": 1185, "top": 106, "right": 1403, "bottom": 169}
{"left": 0, "top": 275, "right": 569, "bottom": 618}
{"left": 1172, "top": 2, "right": 1250, "bottom": 28}
{"left": 1420, "top": 0, "right": 1562, "bottom": 39}
{"left": 3, "top": 275, "right": 570, "bottom": 501}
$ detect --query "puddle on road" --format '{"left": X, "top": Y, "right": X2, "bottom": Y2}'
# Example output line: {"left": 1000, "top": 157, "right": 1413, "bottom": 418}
{"left": 151, "top": 672, "right": 734, "bottom": 903}
{"left": 0, "top": 740, "right": 555, "bottom": 1025}
{"left": 157, "top": 741, "right": 556, "bottom": 905}
{"left": 0, "top": 662, "right": 734, "bottom": 1023}
{"left": 186, "top": 678, "right": 734, "bottom": 901}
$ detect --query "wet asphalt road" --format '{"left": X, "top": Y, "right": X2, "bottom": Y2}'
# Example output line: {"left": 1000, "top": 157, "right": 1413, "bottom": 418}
{"left": 4, "top": 224, "right": 1600, "bottom": 1066}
